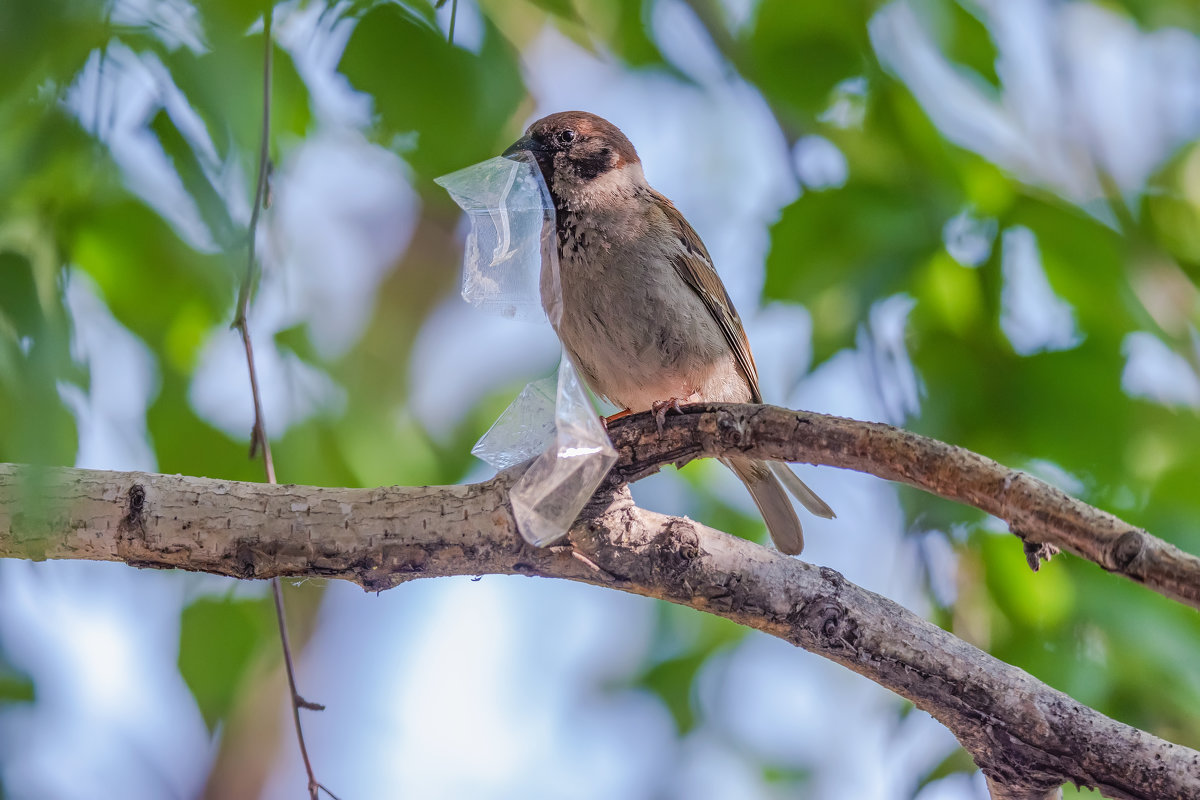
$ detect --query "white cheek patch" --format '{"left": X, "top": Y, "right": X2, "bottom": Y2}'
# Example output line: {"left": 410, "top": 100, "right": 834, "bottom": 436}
{"left": 558, "top": 163, "right": 647, "bottom": 209}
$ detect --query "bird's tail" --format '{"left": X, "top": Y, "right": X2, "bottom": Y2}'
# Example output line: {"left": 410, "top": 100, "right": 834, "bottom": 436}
{"left": 768, "top": 462, "right": 835, "bottom": 520}
{"left": 726, "top": 457, "right": 805, "bottom": 555}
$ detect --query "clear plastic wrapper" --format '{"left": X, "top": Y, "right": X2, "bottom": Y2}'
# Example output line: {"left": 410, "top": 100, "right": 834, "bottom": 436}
{"left": 433, "top": 154, "right": 561, "bottom": 324}
{"left": 504, "top": 354, "right": 616, "bottom": 547}
{"left": 471, "top": 374, "right": 557, "bottom": 470}
{"left": 437, "top": 155, "right": 614, "bottom": 547}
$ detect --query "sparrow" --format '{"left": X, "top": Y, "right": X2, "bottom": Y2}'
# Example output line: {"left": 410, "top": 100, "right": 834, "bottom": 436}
{"left": 503, "top": 111, "right": 834, "bottom": 554}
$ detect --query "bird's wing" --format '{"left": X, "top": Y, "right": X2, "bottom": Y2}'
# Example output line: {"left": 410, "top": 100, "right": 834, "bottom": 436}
{"left": 651, "top": 189, "right": 762, "bottom": 403}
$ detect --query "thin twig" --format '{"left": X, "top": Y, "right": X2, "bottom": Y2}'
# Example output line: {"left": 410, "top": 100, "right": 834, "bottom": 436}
{"left": 273, "top": 580, "right": 341, "bottom": 800}
{"left": 230, "top": 10, "right": 334, "bottom": 800}
{"left": 448, "top": 0, "right": 458, "bottom": 45}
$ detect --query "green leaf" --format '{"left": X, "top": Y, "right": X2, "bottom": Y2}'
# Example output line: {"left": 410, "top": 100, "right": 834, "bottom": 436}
{"left": 748, "top": 0, "right": 873, "bottom": 119}
{"left": 178, "top": 593, "right": 276, "bottom": 732}
{"left": 0, "top": 651, "right": 34, "bottom": 705}
{"left": 521, "top": 0, "right": 581, "bottom": 24}
{"left": 631, "top": 602, "right": 747, "bottom": 734}
{"left": 917, "top": 746, "right": 976, "bottom": 790}
{"left": 636, "top": 649, "right": 707, "bottom": 733}
{"left": 196, "top": 0, "right": 274, "bottom": 40}
{"left": 339, "top": 3, "right": 525, "bottom": 178}
{"left": 0, "top": 251, "right": 42, "bottom": 337}
{"left": 0, "top": 1, "right": 109, "bottom": 99}
{"left": 943, "top": 1, "right": 1000, "bottom": 88}
{"left": 0, "top": 247, "right": 81, "bottom": 466}
{"left": 160, "top": 32, "right": 311, "bottom": 170}
{"left": 151, "top": 109, "right": 238, "bottom": 250}
{"left": 609, "top": 0, "right": 669, "bottom": 67}
{"left": 68, "top": 198, "right": 232, "bottom": 349}
{"left": 765, "top": 182, "right": 951, "bottom": 361}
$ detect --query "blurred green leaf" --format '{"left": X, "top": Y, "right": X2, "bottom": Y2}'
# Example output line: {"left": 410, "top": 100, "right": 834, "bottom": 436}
{"left": 609, "top": 0, "right": 670, "bottom": 67}
{"left": 916, "top": 746, "right": 976, "bottom": 790}
{"left": 929, "top": 0, "right": 1000, "bottom": 89}
{"left": 0, "top": 248, "right": 80, "bottom": 466}
{"left": 273, "top": 323, "right": 319, "bottom": 364}
{"left": 339, "top": 2, "right": 524, "bottom": 178}
{"left": 760, "top": 764, "right": 811, "bottom": 786}
{"left": 68, "top": 197, "right": 232, "bottom": 348}
{"left": 151, "top": 109, "right": 238, "bottom": 249}
{"left": 1110, "top": 0, "right": 1200, "bottom": 29}
{"left": 161, "top": 31, "right": 311, "bottom": 170}
{"left": 765, "top": 182, "right": 951, "bottom": 361}
{"left": 748, "top": 0, "right": 873, "bottom": 119}
{"left": 1001, "top": 197, "right": 1137, "bottom": 343}
{"left": 631, "top": 600, "right": 746, "bottom": 734}
{"left": 0, "top": 651, "right": 34, "bottom": 705}
{"left": 637, "top": 649, "right": 707, "bottom": 733}
{"left": 178, "top": 593, "right": 276, "bottom": 732}
{"left": 0, "top": 251, "right": 42, "bottom": 337}
{"left": 981, "top": 534, "right": 1074, "bottom": 631}
{"left": 521, "top": 0, "right": 582, "bottom": 24}
{"left": 198, "top": 0, "right": 274, "bottom": 39}
{"left": 0, "top": 1, "right": 108, "bottom": 98}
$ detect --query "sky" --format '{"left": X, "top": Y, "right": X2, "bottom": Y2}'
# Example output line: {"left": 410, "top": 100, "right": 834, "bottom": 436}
{"left": 2, "top": 0, "right": 1199, "bottom": 798}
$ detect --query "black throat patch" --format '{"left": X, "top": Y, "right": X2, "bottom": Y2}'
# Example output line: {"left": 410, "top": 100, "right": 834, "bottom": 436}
{"left": 572, "top": 146, "right": 614, "bottom": 181}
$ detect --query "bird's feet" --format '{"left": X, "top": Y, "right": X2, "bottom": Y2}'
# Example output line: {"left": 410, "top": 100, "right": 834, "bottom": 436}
{"left": 651, "top": 398, "right": 685, "bottom": 434}
{"left": 601, "top": 408, "right": 633, "bottom": 429}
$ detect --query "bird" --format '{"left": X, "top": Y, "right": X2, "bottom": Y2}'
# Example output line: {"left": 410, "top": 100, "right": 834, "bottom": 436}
{"left": 502, "top": 111, "right": 834, "bottom": 555}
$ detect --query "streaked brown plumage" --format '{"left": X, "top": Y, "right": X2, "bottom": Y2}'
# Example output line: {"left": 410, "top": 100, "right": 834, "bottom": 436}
{"left": 504, "top": 111, "right": 834, "bottom": 554}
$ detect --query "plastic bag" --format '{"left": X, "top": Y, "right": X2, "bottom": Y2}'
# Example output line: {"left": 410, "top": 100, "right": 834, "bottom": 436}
{"left": 437, "top": 154, "right": 615, "bottom": 547}
{"left": 433, "top": 154, "right": 561, "bottom": 325}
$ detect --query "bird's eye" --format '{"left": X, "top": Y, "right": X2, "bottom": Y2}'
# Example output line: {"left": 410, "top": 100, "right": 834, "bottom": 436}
{"left": 557, "top": 129, "right": 576, "bottom": 145}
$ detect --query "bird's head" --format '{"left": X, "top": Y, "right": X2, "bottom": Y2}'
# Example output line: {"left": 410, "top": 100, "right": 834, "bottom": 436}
{"left": 503, "top": 111, "right": 645, "bottom": 211}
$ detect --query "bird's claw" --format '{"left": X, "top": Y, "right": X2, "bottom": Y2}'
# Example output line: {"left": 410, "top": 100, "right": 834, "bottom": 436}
{"left": 652, "top": 398, "right": 685, "bottom": 434}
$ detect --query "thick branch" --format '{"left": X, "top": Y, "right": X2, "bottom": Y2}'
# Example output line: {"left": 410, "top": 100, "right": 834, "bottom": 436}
{"left": 605, "top": 404, "right": 1200, "bottom": 611}
{"left": 0, "top": 461, "right": 1196, "bottom": 799}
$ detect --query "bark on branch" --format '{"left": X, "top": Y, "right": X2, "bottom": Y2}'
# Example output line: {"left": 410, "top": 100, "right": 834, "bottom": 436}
{"left": 604, "top": 404, "right": 1200, "bottom": 611}
{"left": 1, "top": 405, "right": 1198, "bottom": 799}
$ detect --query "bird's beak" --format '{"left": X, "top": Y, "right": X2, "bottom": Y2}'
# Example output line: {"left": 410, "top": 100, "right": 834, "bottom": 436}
{"left": 503, "top": 134, "right": 553, "bottom": 180}
{"left": 502, "top": 134, "right": 542, "bottom": 160}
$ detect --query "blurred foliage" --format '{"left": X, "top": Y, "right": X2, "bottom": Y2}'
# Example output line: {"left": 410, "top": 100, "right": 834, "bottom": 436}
{"left": 0, "top": 653, "right": 34, "bottom": 706}
{"left": 179, "top": 593, "right": 277, "bottom": 732}
{"left": 629, "top": 596, "right": 747, "bottom": 733}
{"left": 1, "top": 0, "right": 1199, "bottom": 795}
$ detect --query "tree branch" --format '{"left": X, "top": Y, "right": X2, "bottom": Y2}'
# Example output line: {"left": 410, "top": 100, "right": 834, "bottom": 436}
{"left": 604, "top": 404, "right": 1200, "bottom": 612}
{"left": 0, "top": 450, "right": 1196, "bottom": 798}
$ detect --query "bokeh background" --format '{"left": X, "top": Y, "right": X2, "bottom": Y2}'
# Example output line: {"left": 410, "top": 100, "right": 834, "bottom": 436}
{"left": 2, "top": 0, "right": 1200, "bottom": 797}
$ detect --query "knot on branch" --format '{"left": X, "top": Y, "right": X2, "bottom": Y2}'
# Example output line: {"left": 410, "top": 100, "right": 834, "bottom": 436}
{"left": 234, "top": 538, "right": 272, "bottom": 579}
{"left": 790, "top": 597, "right": 859, "bottom": 650}
{"left": 119, "top": 484, "right": 148, "bottom": 537}
{"left": 819, "top": 566, "right": 845, "bottom": 588}
{"left": 1111, "top": 529, "right": 1148, "bottom": 572}
{"left": 713, "top": 406, "right": 749, "bottom": 444}
{"left": 789, "top": 570, "right": 859, "bottom": 650}
{"left": 652, "top": 518, "right": 701, "bottom": 580}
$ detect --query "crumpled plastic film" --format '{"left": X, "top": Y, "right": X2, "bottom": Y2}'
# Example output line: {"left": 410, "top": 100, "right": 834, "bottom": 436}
{"left": 505, "top": 353, "right": 616, "bottom": 547}
{"left": 433, "top": 154, "right": 562, "bottom": 325}
{"left": 437, "top": 155, "right": 614, "bottom": 547}
{"left": 471, "top": 374, "right": 557, "bottom": 470}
